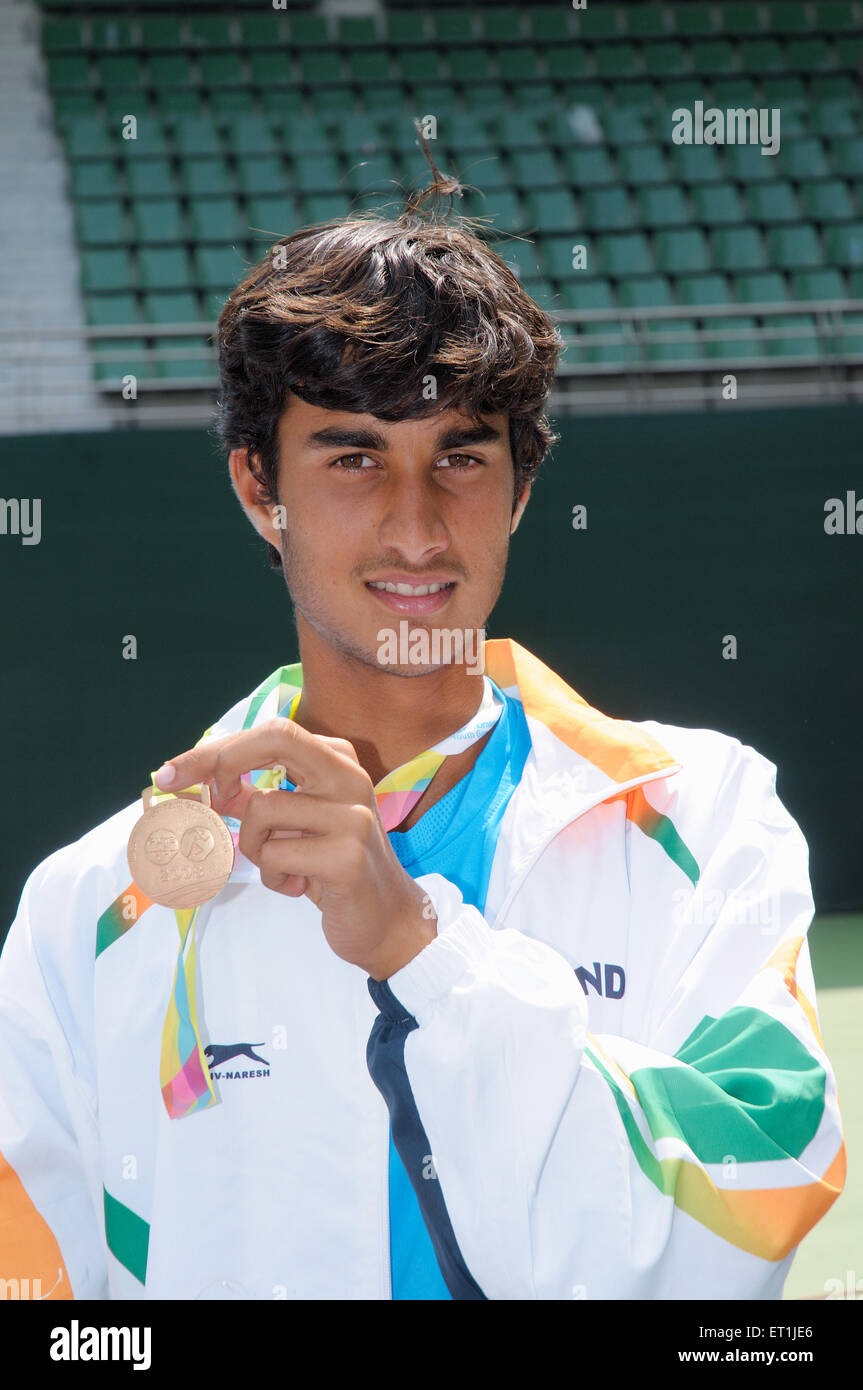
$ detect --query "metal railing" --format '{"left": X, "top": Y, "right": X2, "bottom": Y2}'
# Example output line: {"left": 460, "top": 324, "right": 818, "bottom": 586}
{"left": 1, "top": 299, "right": 862, "bottom": 431}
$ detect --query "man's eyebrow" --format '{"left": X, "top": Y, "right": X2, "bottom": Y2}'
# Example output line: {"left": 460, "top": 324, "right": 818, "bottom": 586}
{"left": 302, "top": 422, "right": 504, "bottom": 452}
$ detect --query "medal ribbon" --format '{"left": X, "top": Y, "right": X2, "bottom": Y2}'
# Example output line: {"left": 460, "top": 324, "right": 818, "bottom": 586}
{"left": 108, "top": 673, "right": 502, "bottom": 1120}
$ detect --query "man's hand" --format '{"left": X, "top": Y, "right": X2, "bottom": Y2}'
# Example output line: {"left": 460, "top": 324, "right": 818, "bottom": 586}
{"left": 153, "top": 719, "right": 437, "bottom": 981}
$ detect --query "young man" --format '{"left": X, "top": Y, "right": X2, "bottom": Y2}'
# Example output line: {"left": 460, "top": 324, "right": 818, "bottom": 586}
{"left": 0, "top": 173, "right": 844, "bottom": 1301}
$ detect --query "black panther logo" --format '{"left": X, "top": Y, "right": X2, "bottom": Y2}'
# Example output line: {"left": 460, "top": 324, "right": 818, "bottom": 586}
{"left": 204, "top": 1043, "right": 269, "bottom": 1068}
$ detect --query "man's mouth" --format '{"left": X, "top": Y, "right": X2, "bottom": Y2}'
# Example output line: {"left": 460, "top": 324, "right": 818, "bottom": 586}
{"left": 364, "top": 577, "right": 457, "bottom": 614}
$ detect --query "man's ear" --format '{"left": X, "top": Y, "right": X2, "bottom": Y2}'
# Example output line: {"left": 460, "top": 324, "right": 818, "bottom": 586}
{"left": 510, "top": 481, "right": 532, "bottom": 535}
{"left": 228, "top": 448, "right": 282, "bottom": 548}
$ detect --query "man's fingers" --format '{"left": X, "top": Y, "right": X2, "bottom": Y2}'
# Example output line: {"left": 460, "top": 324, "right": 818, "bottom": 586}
{"left": 154, "top": 719, "right": 369, "bottom": 804}
{"left": 239, "top": 788, "right": 377, "bottom": 869}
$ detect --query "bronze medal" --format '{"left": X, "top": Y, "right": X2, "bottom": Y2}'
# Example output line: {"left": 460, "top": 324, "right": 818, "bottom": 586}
{"left": 127, "top": 785, "right": 235, "bottom": 909}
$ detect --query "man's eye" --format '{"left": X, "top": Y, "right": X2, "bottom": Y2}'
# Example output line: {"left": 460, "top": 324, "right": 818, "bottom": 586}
{"left": 437, "top": 454, "right": 481, "bottom": 469}
{"left": 333, "top": 454, "right": 375, "bottom": 470}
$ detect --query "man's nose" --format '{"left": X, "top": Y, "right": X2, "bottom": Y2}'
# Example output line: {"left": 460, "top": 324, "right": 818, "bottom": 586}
{"left": 377, "top": 476, "right": 451, "bottom": 561}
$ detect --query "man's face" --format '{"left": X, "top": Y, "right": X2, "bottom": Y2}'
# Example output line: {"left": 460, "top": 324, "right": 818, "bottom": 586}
{"left": 235, "top": 394, "right": 530, "bottom": 675}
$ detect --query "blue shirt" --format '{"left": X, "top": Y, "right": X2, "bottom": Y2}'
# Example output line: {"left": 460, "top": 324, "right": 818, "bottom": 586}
{"left": 384, "top": 683, "right": 531, "bottom": 1299}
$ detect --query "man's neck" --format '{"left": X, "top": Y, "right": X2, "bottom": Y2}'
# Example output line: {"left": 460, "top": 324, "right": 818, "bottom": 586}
{"left": 289, "top": 619, "right": 492, "bottom": 800}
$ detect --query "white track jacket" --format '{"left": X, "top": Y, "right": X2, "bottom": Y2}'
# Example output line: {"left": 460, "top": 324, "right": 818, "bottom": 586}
{"left": 0, "top": 639, "right": 845, "bottom": 1299}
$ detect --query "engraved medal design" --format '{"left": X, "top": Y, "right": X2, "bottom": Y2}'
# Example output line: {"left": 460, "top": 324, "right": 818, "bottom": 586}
{"left": 127, "top": 786, "right": 234, "bottom": 909}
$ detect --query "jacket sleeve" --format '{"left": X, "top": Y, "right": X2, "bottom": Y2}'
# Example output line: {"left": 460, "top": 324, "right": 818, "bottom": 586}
{"left": 365, "top": 737, "right": 845, "bottom": 1300}
{"left": 0, "top": 863, "right": 108, "bottom": 1299}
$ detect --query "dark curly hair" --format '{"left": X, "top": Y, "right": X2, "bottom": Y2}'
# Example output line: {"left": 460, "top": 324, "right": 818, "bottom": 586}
{"left": 215, "top": 130, "right": 563, "bottom": 568}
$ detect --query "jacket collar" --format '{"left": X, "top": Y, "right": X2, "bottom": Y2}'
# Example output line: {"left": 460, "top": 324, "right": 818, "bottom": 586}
{"left": 219, "top": 638, "right": 681, "bottom": 885}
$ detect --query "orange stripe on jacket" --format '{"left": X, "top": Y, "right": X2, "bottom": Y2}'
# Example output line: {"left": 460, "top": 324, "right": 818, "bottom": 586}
{"left": 0, "top": 1152, "right": 73, "bottom": 1299}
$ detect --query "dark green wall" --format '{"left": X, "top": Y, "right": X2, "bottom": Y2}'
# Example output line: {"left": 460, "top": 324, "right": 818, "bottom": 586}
{"left": 1, "top": 404, "right": 860, "bottom": 944}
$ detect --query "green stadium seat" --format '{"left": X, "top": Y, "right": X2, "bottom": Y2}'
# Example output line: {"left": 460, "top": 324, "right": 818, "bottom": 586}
{"left": 691, "top": 40, "right": 740, "bottom": 76}
{"left": 290, "top": 154, "right": 342, "bottom": 191}
{"left": 259, "top": 89, "right": 306, "bottom": 117}
{"left": 303, "top": 194, "right": 351, "bottom": 223}
{"left": 139, "top": 247, "right": 193, "bottom": 291}
{"left": 703, "top": 315, "right": 762, "bottom": 359}
{"left": 616, "top": 82, "right": 657, "bottom": 113}
{"left": 557, "top": 278, "right": 616, "bottom": 310}
{"left": 287, "top": 14, "right": 329, "bottom": 47}
{"left": 762, "top": 75, "right": 806, "bottom": 103}
{"left": 583, "top": 188, "right": 634, "bottom": 231}
{"left": 644, "top": 42, "right": 689, "bottom": 77}
{"left": 188, "top": 15, "right": 235, "bottom": 47}
{"left": 193, "top": 246, "right": 248, "bottom": 290}
{"left": 132, "top": 198, "right": 186, "bottom": 244}
{"left": 248, "top": 51, "right": 294, "bottom": 85}
{"left": 468, "top": 189, "right": 523, "bottom": 233}
{"left": 448, "top": 49, "right": 495, "bottom": 83}
{"left": 497, "top": 239, "right": 543, "bottom": 281}
{"left": 712, "top": 226, "right": 768, "bottom": 271}
{"left": 526, "top": 6, "right": 571, "bottom": 42}
{"left": 76, "top": 200, "right": 128, "bottom": 245}
{"left": 449, "top": 151, "right": 509, "bottom": 191}
{"left": 577, "top": 8, "right": 621, "bottom": 39}
{"left": 712, "top": 78, "right": 759, "bottom": 106}
{"left": 824, "top": 223, "right": 863, "bottom": 266}
{"left": 429, "top": 11, "right": 473, "bottom": 42}
{"left": 776, "top": 138, "right": 831, "bottom": 180}
{"left": 623, "top": 8, "right": 668, "bottom": 39}
{"left": 638, "top": 185, "right": 690, "bottom": 227}
{"left": 669, "top": 4, "right": 715, "bottom": 37}
{"left": 835, "top": 36, "right": 863, "bottom": 66}
{"left": 188, "top": 196, "right": 247, "bottom": 242}
{"left": 676, "top": 273, "right": 731, "bottom": 305}
{"left": 717, "top": 2, "right": 766, "bottom": 35}
{"left": 227, "top": 117, "right": 278, "bottom": 158}
{"left": 671, "top": 145, "right": 725, "bottom": 185}
{"left": 344, "top": 154, "right": 401, "bottom": 196}
{"left": 280, "top": 115, "right": 332, "bottom": 155}
{"left": 831, "top": 138, "right": 863, "bottom": 178}
{"left": 561, "top": 147, "right": 617, "bottom": 187}
{"left": 735, "top": 271, "right": 789, "bottom": 301}
{"left": 336, "top": 15, "right": 379, "bottom": 46}
{"left": 126, "top": 158, "right": 178, "bottom": 197}
{"left": 660, "top": 78, "right": 705, "bottom": 109}
{"left": 602, "top": 108, "right": 651, "bottom": 144}
{"left": 786, "top": 38, "right": 836, "bottom": 72}
{"left": 578, "top": 322, "right": 638, "bottom": 368}
{"left": 814, "top": 101, "right": 858, "bottom": 139}
{"left": 556, "top": 81, "right": 605, "bottom": 110}
{"left": 509, "top": 150, "right": 562, "bottom": 189}
{"left": 82, "top": 253, "right": 137, "bottom": 308}
{"left": 767, "top": 314, "right": 820, "bottom": 358}
{"left": 349, "top": 51, "right": 392, "bottom": 83}
{"left": 239, "top": 13, "right": 285, "bottom": 47}
{"left": 655, "top": 227, "right": 710, "bottom": 273}
{"left": 541, "top": 235, "right": 593, "bottom": 279}
{"left": 149, "top": 54, "right": 197, "bottom": 88}
{"left": 52, "top": 93, "right": 95, "bottom": 121}
{"left": 139, "top": 16, "right": 186, "bottom": 49}
{"left": 740, "top": 38, "right": 786, "bottom": 73}
{"left": 545, "top": 45, "right": 593, "bottom": 79}
{"left": 173, "top": 118, "right": 223, "bottom": 157}
{"left": 791, "top": 268, "right": 846, "bottom": 299}
{"left": 595, "top": 44, "right": 642, "bottom": 79}
{"left": 246, "top": 196, "right": 302, "bottom": 238}
{"left": 802, "top": 180, "right": 855, "bottom": 222}
{"left": 723, "top": 145, "right": 779, "bottom": 183}
{"left": 618, "top": 275, "right": 673, "bottom": 307}
{"left": 47, "top": 55, "right": 91, "bottom": 89}
{"left": 180, "top": 156, "right": 234, "bottom": 197}
{"left": 96, "top": 55, "right": 145, "bottom": 89}
{"left": 86, "top": 293, "right": 140, "bottom": 326}
{"left": 767, "top": 224, "right": 824, "bottom": 269}
{"left": 302, "top": 51, "right": 344, "bottom": 83}
{"left": 497, "top": 113, "right": 545, "bottom": 150}
{"left": 43, "top": 17, "right": 84, "bottom": 51}
{"left": 747, "top": 182, "right": 801, "bottom": 224}
{"left": 836, "top": 311, "right": 863, "bottom": 354}
{"left": 815, "top": 2, "right": 858, "bottom": 31}
{"left": 331, "top": 114, "right": 387, "bottom": 152}
{"left": 601, "top": 231, "right": 654, "bottom": 276}
{"left": 70, "top": 159, "right": 121, "bottom": 198}
{"left": 691, "top": 183, "right": 746, "bottom": 225}
{"left": 65, "top": 118, "right": 113, "bottom": 159}
{"left": 617, "top": 144, "right": 669, "bottom": 185}
{"left": 199, "top": 53, "right": 246, "bottom": 87}
{"left": 143, "top": 291, "right": 201, "bottom": 323}
{"left": 644, "top": 318, "right": 700, "bottom": 363}
{"left": 498, "top": 47, "right": 544, "bottom": 81}
{"left": 154, "top": 335, "right": 213, "bottom": 381}
{"left": 764, "top": 3, "right": 811, "bottom": 32}
{"left": 235, "top": 155, "right": 288, "bottom": 195}
{"left": 150, "top": 88, "right": 203, "bottom": 116}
